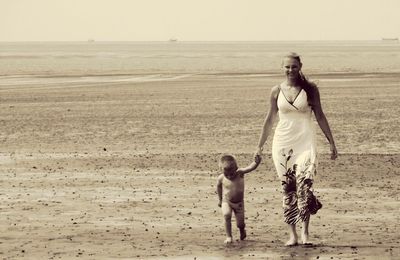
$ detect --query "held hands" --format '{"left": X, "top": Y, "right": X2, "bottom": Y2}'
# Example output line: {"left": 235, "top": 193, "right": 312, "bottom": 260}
{"left": 254, "top": 147, "right": 263, "bottom": 167}
{"left": 255, "top": 146, "right": 263, "bottom": 156}
{"left": 254, "top": 154, "right": 262, "bottom": 164}
{"left": 254, "top": 146, "right": 263, "bottom": 163}
{"left": 218, "top": 201, "right": 222, "bottom": 208}
{"left": 330, "top": 143, "right": 338, "bottom": 160}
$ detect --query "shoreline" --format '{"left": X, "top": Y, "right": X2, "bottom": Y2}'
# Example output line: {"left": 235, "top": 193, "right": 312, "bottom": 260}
{"left": 2, "top": 70, "right": 400, "bottom": 77}
{"left": 1, "top": 71, "right": 400, "bottom": 92}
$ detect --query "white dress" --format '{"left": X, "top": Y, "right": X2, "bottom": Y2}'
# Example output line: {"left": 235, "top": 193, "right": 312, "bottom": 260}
{"left": 272, "top": 85, "right": 317, "bottom": 180}
{"left": 272, "top": 85, "right": 320, "bottom": 224}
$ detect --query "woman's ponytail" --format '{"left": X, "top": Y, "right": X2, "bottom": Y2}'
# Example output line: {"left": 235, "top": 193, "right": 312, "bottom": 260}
{"left": 298, "top": 70, "right": 317, "bottom": 107}
{"left": 284, "top": 52, "right": 318, "bottom": 107}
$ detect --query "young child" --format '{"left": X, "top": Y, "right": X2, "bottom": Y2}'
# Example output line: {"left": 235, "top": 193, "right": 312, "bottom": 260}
{"left": 216, "top": 154, "right": 262, "bottom": 244}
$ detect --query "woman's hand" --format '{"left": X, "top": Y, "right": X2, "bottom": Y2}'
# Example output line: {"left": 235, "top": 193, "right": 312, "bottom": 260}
{"left": 255, "top": 147, "right": 263, "bottom": 157}
{"left": 330, "top": 143, "right": 338, "bottom": 160}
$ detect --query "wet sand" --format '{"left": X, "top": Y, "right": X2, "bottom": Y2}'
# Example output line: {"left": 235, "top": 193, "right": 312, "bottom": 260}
{"left": 0, "top": 73, "right": 399, "bottom": 259}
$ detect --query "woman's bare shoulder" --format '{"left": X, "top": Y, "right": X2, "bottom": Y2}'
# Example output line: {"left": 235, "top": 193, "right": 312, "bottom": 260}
{"left": 270, "top": 84, "right": 281, "bottom": 98}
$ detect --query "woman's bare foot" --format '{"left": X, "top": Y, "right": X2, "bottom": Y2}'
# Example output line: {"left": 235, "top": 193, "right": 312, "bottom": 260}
{"left": 285, "top": 224, "right": 298, "bottom": 246}
{"left": 301, "top": 232, "right": 312, "bottom": 245}
{"left": 285, "top": 235, "right": 298, "bottom": 246}
{"left": 224, "top": 237, "right": 233, "bottom": 244}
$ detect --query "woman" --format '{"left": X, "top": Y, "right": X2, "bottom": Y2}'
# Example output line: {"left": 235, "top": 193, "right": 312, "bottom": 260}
{"left": 256, "top": 52, "right": 337, "bottom": 246}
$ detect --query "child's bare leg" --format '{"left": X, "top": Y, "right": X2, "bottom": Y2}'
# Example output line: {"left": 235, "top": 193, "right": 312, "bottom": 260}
{"left": 237, "top": 218, "right": 246, "bottom": 240}
{"left": 301, "top": 215, "right": 311, "bottom": 245}
{"left": 234, "top": 202, "right": 246, "bottom": 240}
{"left": 239, "top": 227, "right": 246, "bottom": 240}
{"left": 224, "top": 216, "right": 232, "bottom": 242}
{"left": 285, "top": 224, "right": 298, "bottom": 246}
{"left": 221, "top": 203, "right": 233, "bottom": 243}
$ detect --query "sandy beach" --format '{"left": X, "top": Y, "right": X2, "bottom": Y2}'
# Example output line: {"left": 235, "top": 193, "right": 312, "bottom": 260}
{"left": 0, "top": 72, "right": 399, "bottom": 259}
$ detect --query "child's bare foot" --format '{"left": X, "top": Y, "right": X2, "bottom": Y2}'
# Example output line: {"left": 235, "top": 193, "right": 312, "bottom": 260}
{"left": 240, "top": 228, "right": 247, "bottom": 240}
{"left": 285, "top": 235, "right": 298, "bottom": 246}
{"left": 224, "top": 237, "right": 233, "bottom": 244}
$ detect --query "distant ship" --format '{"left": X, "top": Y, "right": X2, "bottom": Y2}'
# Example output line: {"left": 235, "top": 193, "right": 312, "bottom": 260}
{"left": 169, "top": 38, "right": 178, "bottom": 42}
{"left": 87, "top": 39, "right": 95, "bottom": 43}
{"left": 381, "top": 37, "right": 399, "bottom": 42}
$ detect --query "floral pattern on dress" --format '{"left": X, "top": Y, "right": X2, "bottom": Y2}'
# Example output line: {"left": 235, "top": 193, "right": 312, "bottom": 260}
{"left": 279, "top": 148, "right": 322, "bottom": 224}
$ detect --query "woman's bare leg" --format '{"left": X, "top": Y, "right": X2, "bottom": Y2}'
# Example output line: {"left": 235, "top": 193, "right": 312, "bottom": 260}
{"left": 301, "top": 215, "right": 312, "bottom": 244}
{"left": 285, "top": 223, "right": 298, "bottom": 246}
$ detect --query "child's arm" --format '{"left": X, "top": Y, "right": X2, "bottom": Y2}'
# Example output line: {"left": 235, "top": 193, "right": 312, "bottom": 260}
{"left": 217, "top": 174, "right": 223, "bottom": 207}
{"left": 237, "top": 154, "right": 262, "bottom": 175}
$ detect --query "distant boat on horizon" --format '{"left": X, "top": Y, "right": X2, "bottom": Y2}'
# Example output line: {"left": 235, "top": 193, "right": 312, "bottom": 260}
{"left": 87, "top": 39, "right": 95, "bottom": 43}
{"left": 169, "top": 38, "right": 178, "bottom": 42}
{"left": 381, "top": 37, "right": 399, "bottom": 42}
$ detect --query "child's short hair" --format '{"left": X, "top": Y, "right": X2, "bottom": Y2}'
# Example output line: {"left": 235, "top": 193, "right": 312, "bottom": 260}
{"left": 219, "top": 154, "right": 237, "bottom": 168}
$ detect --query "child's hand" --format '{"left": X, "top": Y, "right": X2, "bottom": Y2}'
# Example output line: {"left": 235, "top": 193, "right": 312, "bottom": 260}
{"left": 218, "top": 201, "right": 222, "bottom": 207}
{"left": 254, "top": 154, "right": 262, "bottom": 164}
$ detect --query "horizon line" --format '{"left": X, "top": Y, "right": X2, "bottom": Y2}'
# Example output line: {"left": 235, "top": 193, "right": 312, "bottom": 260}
{"left": 0, "top": 39, "right": 396, "bottom": 43}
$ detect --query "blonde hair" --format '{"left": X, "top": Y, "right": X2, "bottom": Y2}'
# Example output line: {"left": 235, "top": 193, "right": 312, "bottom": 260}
{"left": 283, "top": 52, "right": 318, "bottom": 106}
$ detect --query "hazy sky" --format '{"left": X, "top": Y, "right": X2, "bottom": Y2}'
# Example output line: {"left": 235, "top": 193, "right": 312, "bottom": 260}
{"left": 1, "top": 0, "right": 400, "bottom": 41}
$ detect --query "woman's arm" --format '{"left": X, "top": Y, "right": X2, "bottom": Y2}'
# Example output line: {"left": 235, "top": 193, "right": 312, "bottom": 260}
{"left": 311, "top": 86, "right": 338, "bottom": 160}
{"left": 256, "top": 85, "right": 279, "bottom": 155}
